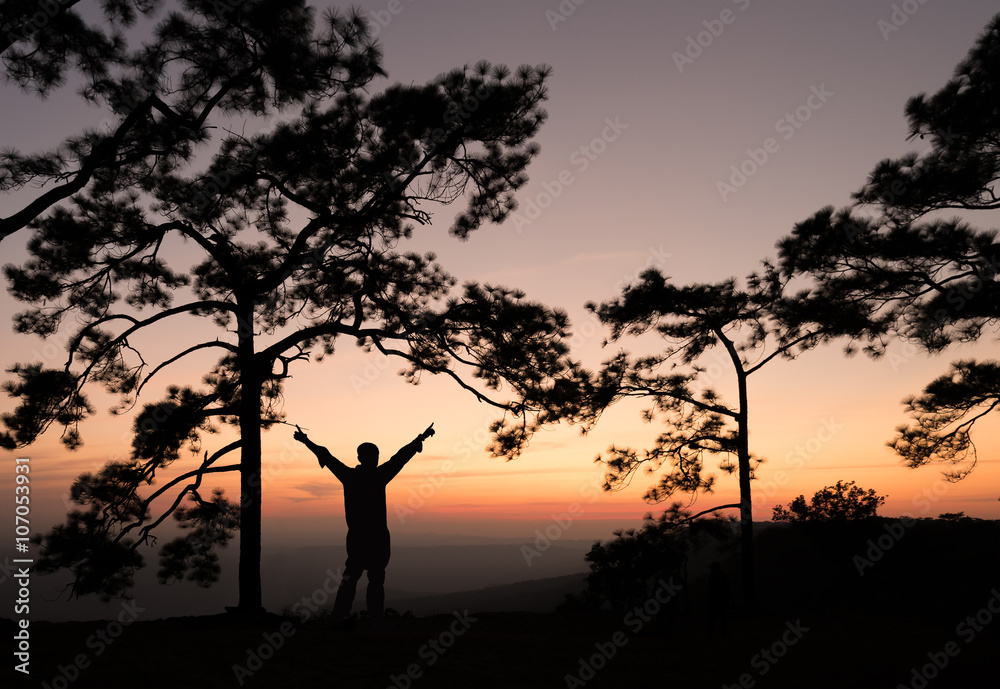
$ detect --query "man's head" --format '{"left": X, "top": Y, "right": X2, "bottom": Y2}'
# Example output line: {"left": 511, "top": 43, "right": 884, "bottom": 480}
{"left": 357, "top": 442, "right": 379, "bottom": 467}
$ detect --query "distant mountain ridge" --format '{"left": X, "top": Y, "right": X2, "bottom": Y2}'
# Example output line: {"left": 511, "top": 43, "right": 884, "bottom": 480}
{"left": 388, "top": 572, "right": 588, "bottom": 616}
{"left": 13, "top": 540, "right": 594, "bottom": 621}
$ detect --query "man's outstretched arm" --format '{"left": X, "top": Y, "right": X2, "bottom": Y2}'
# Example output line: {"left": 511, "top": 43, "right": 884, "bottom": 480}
{"left": 381, "top": 423, "right": 435, "bottom": 483}
{"left": 294, "top": 427, "right": 351, "bottom": 481}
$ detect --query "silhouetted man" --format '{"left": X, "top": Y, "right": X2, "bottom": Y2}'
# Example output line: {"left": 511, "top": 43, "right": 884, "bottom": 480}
{"left": 294, "top": 423, "right": 435, "bottom": 627}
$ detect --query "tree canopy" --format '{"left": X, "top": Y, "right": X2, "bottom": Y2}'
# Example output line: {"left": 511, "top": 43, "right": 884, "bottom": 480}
{"left": 1, "top": 0, "right": 580, "bottom": 609}
{"left": 777, "top": 13, "right": 1000, "bottom": 482}
{"left": 580, "top": 504, "right": 733, "bottom": 613}
{"left": 576, "top": 264, "right": 830, "bottom": 607}
{"left": 772, "top": 480, "right": 887, "bottom": 522}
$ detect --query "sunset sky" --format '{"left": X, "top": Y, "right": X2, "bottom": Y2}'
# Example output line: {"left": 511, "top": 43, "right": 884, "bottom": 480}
{"left": 2, "top": 0, "right": 999, "bottom": 561}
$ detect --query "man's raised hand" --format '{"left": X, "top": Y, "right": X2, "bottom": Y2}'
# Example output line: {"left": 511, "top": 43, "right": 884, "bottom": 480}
{"left": 293, "top": 425, "right": 308, "bottom": 444}
{"left": 419, "top": 423, "right": 435, "bottom": 442}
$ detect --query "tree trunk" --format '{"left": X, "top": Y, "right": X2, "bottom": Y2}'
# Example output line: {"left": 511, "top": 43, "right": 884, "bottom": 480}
{"left": 236, "top": 314, "right": 263, "bottom": 614}
{"left": 736, "top": 369, "right": 756, "bottom": 611}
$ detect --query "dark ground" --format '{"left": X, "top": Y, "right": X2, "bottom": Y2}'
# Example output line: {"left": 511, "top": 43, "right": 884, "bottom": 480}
{"left": 5, "top": 519, "right": 999, "bottom": 688}
{"left": 5, "top": 606, "right": 999, "bottom": 689}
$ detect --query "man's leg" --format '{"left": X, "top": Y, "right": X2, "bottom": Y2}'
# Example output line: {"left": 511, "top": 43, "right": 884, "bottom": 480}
{"left": 332, "top": 560, "right": 364, "bottom": 624}
{"left": 367, "top": 530, "right": 391, "bottom": 621}
{"left": 366, "top": 567, "right": 386, "bottom": 620}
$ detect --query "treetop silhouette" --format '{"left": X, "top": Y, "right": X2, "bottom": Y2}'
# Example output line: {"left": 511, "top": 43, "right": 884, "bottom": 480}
{"left": 568, "top": 263, "right": 837, "bottom": 608}
{"left": 772, "top": 480, "right": 887, "bottom": 522}
{"left": 777, "top": 13, "right": 1000, "bottom": 482}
